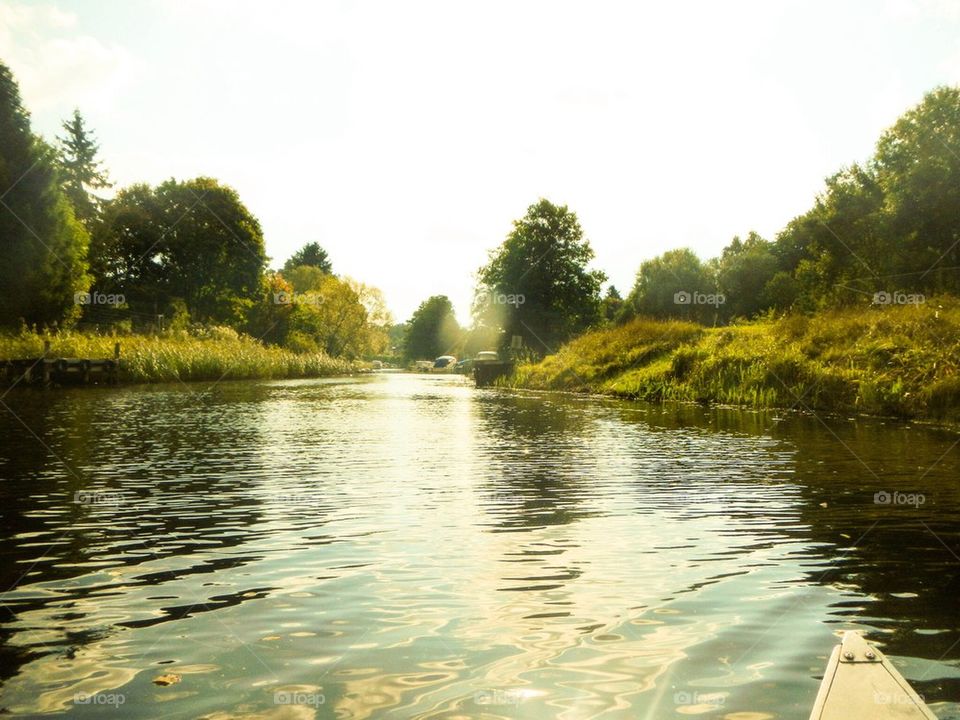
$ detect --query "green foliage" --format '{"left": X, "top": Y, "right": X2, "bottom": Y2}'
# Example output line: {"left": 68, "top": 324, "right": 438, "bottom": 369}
{"left": 475, "top": 199, "right": 606, "bottom": 354}
{"left": 285, "top": 265, "right": 328, "bottom": 293}
{"left": 404, "top": 295, "right": 460, "bottom": 360}
{"left": 280, "top": 274, "right": 386, "bottom": 359}
{"left": 283, "top": 241, "right": 332, "bottom": 274}
{"left": 56, "top": 108, "right": 111, "bottom": 227}
{"left": 620, "top": 86, "right": 960, "bottom": 323}
{"left": 715, "top": 232, "right": 779, "bottom": 320}
{"left": 619, "top": 248, "right": 717, "bottom": 324}
{"left": 0, "top": 62, "right": 90, "bottom": 329}
{"left": 90, "top": 177, "right": 268, "bottom": 326}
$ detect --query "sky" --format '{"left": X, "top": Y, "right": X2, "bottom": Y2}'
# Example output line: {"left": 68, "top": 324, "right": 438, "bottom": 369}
{"left": 3, "top": 0, "right": 960, "bottom": 324}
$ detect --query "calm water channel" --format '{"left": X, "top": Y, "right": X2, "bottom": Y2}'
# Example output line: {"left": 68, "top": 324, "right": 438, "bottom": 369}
{"left": 0, "top": 373, "right": 958, "bottom": 719}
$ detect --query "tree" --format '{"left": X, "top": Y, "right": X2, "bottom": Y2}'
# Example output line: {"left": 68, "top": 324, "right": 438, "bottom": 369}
{"left": 874, "top": 86, "right": 960, "bottom": 295}
{"left": 286, "top": 274, "right": 380, "bottom": 358}
{"left": 90, "top": 177, "right": 267, "bottom": 326}
{"left": 283, "top": 241, "right": 332, "bottom": 274}
{"left": 601, "top": 285, "right": 623, "bottom": 322}
{"left": 246, "top": 272, "right": 294, "bottom": 346}
{"left": 284, "top": 264, "right": 328, "bottom": 293}
{"left": 475, "top": 199, "right": 605, "bottom": 354}
{"left": 715, "top": 232, "right": 778, "bottom": 320}
{"left": 404, "top": 295, "right": 460, "bottom": 360}
{"left": 57, "top": 109, "right": 111, "bottom": 227}
{"left": 620, "top": 248, "right": 717, "bottom": 323}
{"left": 0, "top": 62, "right": 89, "bottom": 328}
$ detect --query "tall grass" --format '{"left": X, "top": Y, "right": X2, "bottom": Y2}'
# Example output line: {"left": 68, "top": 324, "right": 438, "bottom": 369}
{"left": 503, "top": 298, "right": 960, "bottom": 422}
{"left": 0, "top": 327, "right": 353, "bottom": 383}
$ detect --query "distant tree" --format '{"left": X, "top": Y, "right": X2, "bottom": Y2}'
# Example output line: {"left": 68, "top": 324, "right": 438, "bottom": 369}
{"left": 246, "top": 272, "right": 294, "bottom": 345}
{"left": 388, "top": 322, "right": 408, "bottom": 357}
{"left": 286, "top": 274, "right": 379, "bottom": 358}
{"left": 283, "top": 241, "right": 332, "bottom": 274}
{"left": 620, "top": 248, "right": 717, "bottom": 323}
{"left": 404, "top": 295, "right": 460, "bottom": 360}
{"left": 284, "top": 265, "right": 328, "bottom": 293}
{"left": 57, "top": 109, "right": 111, "bottom": 227}
{"left": 90, "top": 177, "right": 267, "bottom": 326}
{"left": 475, "top": 199, "right": 605, "bottom": 354}
{"left": 0, "top": 62, "right": 89, "bottom": 328}
{"left": 601, "top": 285, "right": 623, "bottom": 322}
{"left": 715, "top": 232, "right": 778, "bottom": 320}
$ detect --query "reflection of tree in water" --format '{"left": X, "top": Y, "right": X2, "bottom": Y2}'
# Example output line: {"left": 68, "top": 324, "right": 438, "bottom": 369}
{"left": 777, "top": 417, "right": 960, "bottom": 663}
{"left": 628, "top": 401, "right": 960, "bottom": 675}
{"left": 0, "top": 381, "right": 320, "bottom": 685}
{"left": 472, "top": 392, "right": 600, "bottom": 532}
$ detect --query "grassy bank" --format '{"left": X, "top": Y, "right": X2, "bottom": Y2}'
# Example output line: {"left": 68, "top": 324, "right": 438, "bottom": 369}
{"left": 0, "top": 327, "right": 353, "bottom": 384}
{"left": 504, "top": 298, "right": 960, "bottom": 422}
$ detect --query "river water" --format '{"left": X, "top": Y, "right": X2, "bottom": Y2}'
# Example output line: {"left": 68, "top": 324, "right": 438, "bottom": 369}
{"left": 0, "top": 373, "right": 958, "bottom": 719}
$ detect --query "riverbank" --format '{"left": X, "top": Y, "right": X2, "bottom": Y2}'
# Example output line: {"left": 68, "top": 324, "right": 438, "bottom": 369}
{"left": 0, "top": 328, "right": 353, "bottom": 384}
{"left": 502, "top": 298, "right": 960, "bottom": 423}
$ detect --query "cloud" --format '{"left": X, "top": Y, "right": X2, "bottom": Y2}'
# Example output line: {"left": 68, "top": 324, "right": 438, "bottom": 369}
{"left": 0, "top": 2, "right": 139, "bottom": 121}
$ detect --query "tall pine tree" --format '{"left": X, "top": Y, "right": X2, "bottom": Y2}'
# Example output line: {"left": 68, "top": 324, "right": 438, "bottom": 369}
{"left": 57, "top": 108, "right": 111, "bottom": 227}
{"left": 0, "top": 62, "right": 90, "bottom": 328}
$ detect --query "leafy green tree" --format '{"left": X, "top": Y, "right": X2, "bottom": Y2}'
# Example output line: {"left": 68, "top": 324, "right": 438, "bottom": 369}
{"left": 283, "top": 241, "right": 332, "bottom": 274}
{"left": 620, "top": 248, "right": 717, "bottom": 323}
{"left": 0, "top": 62, "right": 89, "bottom": 328}
{"left": 404, "top": 295, "right": 460, "bottom": 360}
{"left": 286, "top": 274, "right": 379, "bottom": 358}
{"left": 601, "top": 285, "right": 623, "bottom": 322}
{"left": 90, "top": 177, "right": 267, "bottom": 326}
{"left": 57, "top": 109, "right": 111, "bottom": 227}
{"left": 716, "top": 232, "right": 778, "bottom": 320}
{"left": 874, "top": 86, "right": 960, "bottom": 294}
{"left": 246, "top": 271, "right": 294, "bottom": 345}
{"left": 284, "top": 265, "right": 328, "bottom": 293}
{"left": 475, "top": 199, "right": 605, "bottom": 353}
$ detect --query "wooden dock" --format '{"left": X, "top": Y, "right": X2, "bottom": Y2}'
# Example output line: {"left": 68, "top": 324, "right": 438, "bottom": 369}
{"left": 1, "top": 342, "right": 120, "bottom": 387}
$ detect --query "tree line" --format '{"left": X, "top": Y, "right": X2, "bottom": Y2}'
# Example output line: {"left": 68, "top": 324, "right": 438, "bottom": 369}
{"left": 5, "top": 54, "right": 959, "bottom": 364}
{"left": 0, "top": 61, "right": 389, "bottom": 359}
{"left": 402, "top": 86, "right": 960, "bottom": 359}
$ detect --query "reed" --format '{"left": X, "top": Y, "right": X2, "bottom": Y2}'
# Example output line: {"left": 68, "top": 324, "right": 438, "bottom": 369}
{"left": 0, "top": 327, "right": 353, "bottom": 383}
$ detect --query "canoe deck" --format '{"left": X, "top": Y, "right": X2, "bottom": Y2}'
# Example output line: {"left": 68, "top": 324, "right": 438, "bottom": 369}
{"left": 809, "top": 632, "right": 936, "bottom": 720}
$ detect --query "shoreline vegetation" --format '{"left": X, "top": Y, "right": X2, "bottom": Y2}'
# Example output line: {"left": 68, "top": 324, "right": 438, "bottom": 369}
{"left": 0, "top": 328, "right": 353, "bottom": 385}
{"left": 500, "top": 299, "right": 960, "bottom": 424}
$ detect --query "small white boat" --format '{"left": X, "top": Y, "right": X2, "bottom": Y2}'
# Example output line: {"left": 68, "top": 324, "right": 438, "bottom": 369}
{"left": 430, "top": 355, "right": 457, "bottom": 373}
{"left": 809, "top": 631, "right": 936, "bottom": 720}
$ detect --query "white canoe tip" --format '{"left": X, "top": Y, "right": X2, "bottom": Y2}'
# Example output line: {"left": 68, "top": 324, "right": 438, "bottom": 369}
{"left": 808, "top": 631, "right": 937, "bottom": 720}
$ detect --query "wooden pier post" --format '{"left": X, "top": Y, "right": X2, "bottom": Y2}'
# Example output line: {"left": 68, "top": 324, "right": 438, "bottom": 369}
{"left": 42, "top": 340, "right": 51, "bottom": 385}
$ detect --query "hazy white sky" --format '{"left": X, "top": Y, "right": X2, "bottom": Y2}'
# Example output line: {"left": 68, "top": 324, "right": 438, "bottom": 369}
{"left": 3, "top": 0, "right": 960, "bottom": 323}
